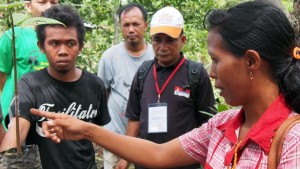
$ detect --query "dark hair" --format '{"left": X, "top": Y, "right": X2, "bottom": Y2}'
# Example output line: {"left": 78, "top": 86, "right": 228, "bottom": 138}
{"left": 36, "top": 5, "right": 86, "bottom": 48}
{"left": 118, "top": 3, "right": 147, "bottom": 22}
{"left": 206, "top": 1, "right": 300, "bottom": 112}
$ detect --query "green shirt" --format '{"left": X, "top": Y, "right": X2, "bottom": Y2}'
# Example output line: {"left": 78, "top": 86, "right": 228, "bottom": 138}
{"left": 0, "top": 27, "right": 48, "bottom": 129}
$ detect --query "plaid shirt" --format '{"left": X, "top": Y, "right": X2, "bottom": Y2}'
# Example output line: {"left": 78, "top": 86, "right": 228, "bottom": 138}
{"left": 179, "top": 95, "right": 300, "bottom": 169}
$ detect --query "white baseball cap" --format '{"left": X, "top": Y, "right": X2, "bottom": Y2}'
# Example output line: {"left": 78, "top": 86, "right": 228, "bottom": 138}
{"left": 150, "top": 6, "right": 184, "bottom": 38}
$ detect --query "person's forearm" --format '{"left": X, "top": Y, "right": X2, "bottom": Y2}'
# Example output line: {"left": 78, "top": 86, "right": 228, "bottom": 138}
{"left": 126, "top": 120, "right": 140, "bottom": 137}
{"left": 0, "top": 125, "right": 5, "bottom": 146}
{"left": 117, "top": 119, "right": 140, "bottom": 167}
{"left": 84, "top": 123, "right": 173, "bottom": 168}
{"left": 0, "top": 118, "right": 30, "bottom": 151}
{"left": 29, "top": 108, "right": 197, "bottom": 168}
{"left": 105, "top": 89, "right": 110, "bottom": 99}
{"left": 0, "top": 72, "right": 7, "bottom": 92}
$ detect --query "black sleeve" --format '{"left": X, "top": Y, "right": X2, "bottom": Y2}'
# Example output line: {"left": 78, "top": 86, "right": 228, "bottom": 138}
{"left": 95, "top": 79, "right": 111, "bottom": 125}
{"left": 125, "top": 72, "right": 141, "bottom": 121}
{"left": 10, "top": 75, "right": 37, "bottom": 123}
{"left": 195, "top": 65, "right": 216, "bottom": 125}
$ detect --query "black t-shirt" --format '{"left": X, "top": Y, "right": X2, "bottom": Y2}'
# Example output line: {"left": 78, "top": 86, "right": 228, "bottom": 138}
{"left": 11, "top": 68, "right": 110, "bottom": 169}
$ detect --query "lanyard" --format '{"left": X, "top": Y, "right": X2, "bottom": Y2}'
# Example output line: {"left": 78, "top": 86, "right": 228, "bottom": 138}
{"left": 153, "top": 58, "right": 186, "bottom": 102}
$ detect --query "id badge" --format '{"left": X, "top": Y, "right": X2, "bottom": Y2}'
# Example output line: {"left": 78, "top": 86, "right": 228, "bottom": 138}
{"left": 148, "top": 103, "right": 167, "bottom": 133}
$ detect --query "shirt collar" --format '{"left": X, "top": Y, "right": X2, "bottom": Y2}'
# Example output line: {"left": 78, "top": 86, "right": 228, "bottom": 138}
{"left": 218, "top": 94, "right": 291, "bottom": 153}
{"left": 155, "top": 52, "right": 184, "bottom": 69}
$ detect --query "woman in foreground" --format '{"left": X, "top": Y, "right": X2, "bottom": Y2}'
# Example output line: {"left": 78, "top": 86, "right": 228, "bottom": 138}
{"left": 31, "top": 1, "right": 300, "bottom": 168}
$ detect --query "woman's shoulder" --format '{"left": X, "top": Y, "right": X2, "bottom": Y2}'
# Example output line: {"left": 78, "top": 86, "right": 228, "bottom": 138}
{"left": 285, "top": 112, "right": 300, "bottom": 136}
{"left": 210, "top": 108, "right": 240, "bottom": 125}
{"left": 278, "top": 112, "right": 300, "bottom": 167}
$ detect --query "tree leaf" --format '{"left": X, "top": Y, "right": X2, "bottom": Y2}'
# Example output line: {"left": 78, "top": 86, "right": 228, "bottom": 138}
{"left": 0, "top": 2, "right": 24, "bottom": 10}
{"left": 199, "top": 111, "right": 215, "bottom": 117}
{"left": 12, "top": 13, "right": 30, "bottom": 26}
{"left": 217, "top": 104, "right": 230, "bottom": 112}
{"left": 19, "top": 17, "right": 65, "bottom": 28}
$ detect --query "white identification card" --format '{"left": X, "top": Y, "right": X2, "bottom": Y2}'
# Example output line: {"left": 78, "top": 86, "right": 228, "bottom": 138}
{"left": 148, "top": 103, "right": 167, "bottom": 133}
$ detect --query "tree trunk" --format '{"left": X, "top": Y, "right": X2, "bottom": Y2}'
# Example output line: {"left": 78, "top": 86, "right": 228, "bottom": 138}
{"left": 294, "top": 0, "right": 300, "bottom": 45}
{"left": 294, "top": 0, "right": 299, "bottom": 15}
{"left": 113, "top": 0, "right": 121, "bottom": 45}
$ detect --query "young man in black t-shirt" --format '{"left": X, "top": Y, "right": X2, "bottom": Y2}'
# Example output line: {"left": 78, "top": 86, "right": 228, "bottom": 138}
{"left": 0, "top": 5, "right": 110, "bottom": 169}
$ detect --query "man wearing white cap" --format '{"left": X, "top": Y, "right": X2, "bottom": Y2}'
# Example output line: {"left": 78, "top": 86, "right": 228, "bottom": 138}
{"left": 123, "top": 6, "right": 215, "bottom": 169}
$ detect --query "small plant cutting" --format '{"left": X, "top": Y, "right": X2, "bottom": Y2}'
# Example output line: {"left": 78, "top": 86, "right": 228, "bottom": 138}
{"left": 0, "top": 1, "right": 64, "bottom": 168}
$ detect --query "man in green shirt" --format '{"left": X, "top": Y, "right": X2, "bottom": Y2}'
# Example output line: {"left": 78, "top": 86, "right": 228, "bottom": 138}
{"left": 0, "top": 0, "right": 59, "bottom": 129}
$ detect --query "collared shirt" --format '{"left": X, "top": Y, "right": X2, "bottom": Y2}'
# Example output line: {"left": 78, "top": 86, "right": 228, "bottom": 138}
{"left": 126, "top": 52, "right": 215, "bottom": 142}
{"left": 179, "top": 94, "right": 300, "bottom": 169}
{"left": 154, "top": 54, "right": 184, "bottom": 89}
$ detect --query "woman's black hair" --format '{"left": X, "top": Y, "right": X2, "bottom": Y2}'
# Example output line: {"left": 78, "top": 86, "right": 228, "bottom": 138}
{"left": 36, "top": 5, "right": 86, "bottom": 48}
{"left": 205, "top": 1, "right": 300, "bottom": 112}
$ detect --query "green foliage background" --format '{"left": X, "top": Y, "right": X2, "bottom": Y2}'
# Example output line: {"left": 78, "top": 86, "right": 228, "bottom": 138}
{"left": 57, "top": 0, "right": 215, "bottom": 73}
{"left": 0, "top": 0, "right": 294, "bottom": 112}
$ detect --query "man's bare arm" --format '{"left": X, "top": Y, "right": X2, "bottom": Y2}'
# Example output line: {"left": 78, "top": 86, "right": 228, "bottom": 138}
{"left": 0, "top": 72, "right": 7, "bottom": 93}
{"left": 30, "top": 109, "right": 198, "bottom": 168}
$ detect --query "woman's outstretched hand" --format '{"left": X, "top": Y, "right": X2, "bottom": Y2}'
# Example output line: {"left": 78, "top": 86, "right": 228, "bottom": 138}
{"left": 30, "top": 108, "right": 88, "bottom": 143}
